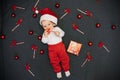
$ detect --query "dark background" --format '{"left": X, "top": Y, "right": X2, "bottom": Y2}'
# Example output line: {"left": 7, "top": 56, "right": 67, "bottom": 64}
{"left": 0, "top": 0, "right": 120, "bottom": 80}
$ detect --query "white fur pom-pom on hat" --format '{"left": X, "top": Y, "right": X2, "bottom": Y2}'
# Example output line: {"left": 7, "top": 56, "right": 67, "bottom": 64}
{"left": 39, "top": 8, "right": 58, "bottom": 25}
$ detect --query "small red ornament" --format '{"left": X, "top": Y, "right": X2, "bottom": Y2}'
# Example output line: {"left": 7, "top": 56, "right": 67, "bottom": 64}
{"left": 11, "top": 12, "right": 16, "bottom": 17}
{"left": 25, "top": 63, "right": 35, "bottom": 76}
{"left": 98, "top": 41, "right": 110, "bottom": 52}
{"left": 111, "top": 25, "right": 117, "bottom": 30}
{"left": 72, "top": 23, "right": 84, "bottom": 35}
{"left": 11, "top": 18, "right": 23, "bottom": 32}
{"left": 88, "top": 41, "right": 93, "bottom": 46}
{"left": 10, "top": 40, "right": 24, "bottom": 47}
{"left": 60, "top": 8, "right": 70, "bottom": 20}
{"left": 37, "top": 35, "right": 42, "bottom": 40}
{"left": 96, "top": 23, "right": 101, "bottom": 28}
{"left": 29, "top": 30, "right": 34, "bottom": 35}
{"left": 77, "top": 14, "right": 82, "bottom": 19}
{"left": 0, "top": 34, "right": 5, "bottom": 40}
{"left": 12, "top": 4, "right": 25, "bottom": 11}
{"left": 31, "top": 44, "right": 38, "bottom": 59}
{"left": 77, "top": 9, "right": 93, "bottom": 17}
{"left": 32, "top": 13, "right": 37, "bottom": 18}
{"left": 81, "top": 52, "right": 92, "bottom": 67}
{"left": 55, "top": 3, "right": 60, "bottom": 8}
{"left": 39, "top": 49, "right": 44, "bottom": 55}
{"left": 14, "top": 55, "right": 19, "bottom": 60}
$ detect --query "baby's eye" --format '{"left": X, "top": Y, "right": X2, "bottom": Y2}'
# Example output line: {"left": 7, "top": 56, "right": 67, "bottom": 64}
{"left": 43, "top": 26, "right": 46, "bottom": 28}
{"left": 48, "top": 24, "right": 50, "bottom": 25}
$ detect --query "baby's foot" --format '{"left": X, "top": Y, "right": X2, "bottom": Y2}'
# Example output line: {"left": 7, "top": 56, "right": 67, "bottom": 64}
{"left": 65, "top": 70, "right": 71, "bottom": 77}
{"left": 57, "top": 72, "right": 62, "bottom": 79}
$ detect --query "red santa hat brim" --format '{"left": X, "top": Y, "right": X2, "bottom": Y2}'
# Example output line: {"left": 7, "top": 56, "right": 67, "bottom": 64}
{"left": 39, "top": 14, "right": 58, "bottom": 25}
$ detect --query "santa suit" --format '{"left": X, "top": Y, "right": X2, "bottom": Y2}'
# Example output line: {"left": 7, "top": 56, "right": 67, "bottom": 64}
{"left": 41, "top": 26, "right": 70, "bottom": 73}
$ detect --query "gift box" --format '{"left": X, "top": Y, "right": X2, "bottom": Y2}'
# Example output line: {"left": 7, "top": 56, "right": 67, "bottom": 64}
{"left": 67, "top": 40, "right": 82, "bottom": 56}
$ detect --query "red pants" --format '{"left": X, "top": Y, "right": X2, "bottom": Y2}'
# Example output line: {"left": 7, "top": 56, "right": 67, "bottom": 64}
{"left": 48, "top": 42, "right": 70, "bottom": 73}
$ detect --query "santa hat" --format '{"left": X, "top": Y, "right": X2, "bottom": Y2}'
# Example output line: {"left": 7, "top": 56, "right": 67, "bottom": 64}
{"left": 39, "top": 8, "right": 58, "bottom": 25}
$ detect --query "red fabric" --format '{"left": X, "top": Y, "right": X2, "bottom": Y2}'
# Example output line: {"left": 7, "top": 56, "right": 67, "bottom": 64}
{"left": 48, "top": 42, "right": 70, "bottom": 73}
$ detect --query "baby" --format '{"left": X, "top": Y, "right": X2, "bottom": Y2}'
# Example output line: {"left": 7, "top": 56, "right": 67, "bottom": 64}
{"left": 39, "top": 8, "right": 70, "bottom": 79}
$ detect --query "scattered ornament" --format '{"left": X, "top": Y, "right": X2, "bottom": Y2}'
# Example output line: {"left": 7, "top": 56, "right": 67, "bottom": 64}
{"left": 55, "top": 3, "right": 60, "bottom": 8}
{"left": 111, "top": 25, "right": 117, "bottom": 30}
{"left": 39, "top": 49, "right": 44, "bottom": 55}
{"left": 77, "top": 8, "right": 93, "bottom": 17}
{"left": 88, "top": 41, "right": 93, "bottom": 46}
{"left": 31, "top": 45, "right": 38, "bottom": 59}
{"left": 81, "top": 52, "right": 92, "bottom": 67}
{"left": 34, "top": 0, "right": 39, "bottom": 8}
{"left": 98, "top": 42, "right": 110, "bottom": 52}
{"left": 11, "top": 18, "right": 23, "bottom": 32}
{"left": 14, "top": 54, "right": 19, "bottom": 60}
{"left": 25, "top": 63, "right": 35, "bottom": 77}
{"left": 32, "top": 0, "right": 40, "bottom": 15}
{"left": 60, "top": 8, "right": 70, "bottom": 20}
{"left": 72, "top": 23, "right": 84, "bottom": 35}
{"left": 28, "top": 30, "right": 34, "bottom": 35}
{"left": 77, "top": 14, "right": 82, "bottom": 19}
{"left": 96, "top": 23, "right": 101, "bottom": 28}
{"left": 12, "top": 4, "right": 25, "bottom": 10}
{"left": 10, "top": 40, "right": 24, "bottom": 47}
{"left": 0, "top": 34, "right": 5, "bottom": 40}
{"left": 32, "top": 13, "right": 37, "bottom": 18}
{"left": 37, "top": 35, "right": 42, "bottom": 40}
{"left": 11, "top": 12, "right": 16, "bottom": 17}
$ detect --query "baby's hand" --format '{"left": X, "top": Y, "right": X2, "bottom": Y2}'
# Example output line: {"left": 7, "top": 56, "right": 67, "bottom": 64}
{"left": 53, "top": 31, "right": 60, "bottom": 36}
{"left": 44, "top": 30, "right": 48, "bottom": 37}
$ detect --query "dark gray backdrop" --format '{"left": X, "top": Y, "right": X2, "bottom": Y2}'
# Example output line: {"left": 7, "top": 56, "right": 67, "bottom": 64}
{"left": 0, "top": 0, "right": 120, "bottom": 80}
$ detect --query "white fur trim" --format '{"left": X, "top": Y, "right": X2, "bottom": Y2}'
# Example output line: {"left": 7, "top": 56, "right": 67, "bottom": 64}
{"left": 40, "top": 14, "right": 57, "bottom": 25}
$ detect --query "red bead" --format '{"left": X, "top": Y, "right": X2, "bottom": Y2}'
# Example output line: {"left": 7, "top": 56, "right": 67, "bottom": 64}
{"left": 0, "top": 34, "right": 5, "bottom": 40}
{"left": 77, "top": 14, "right": 82, "bottom": 19}
{"left": 96, "top": 23, "right": 101, "bottom": 28}
{"left": 32, "top": 13, "right": 37, "bottom": 18}
{"left": 88, "top": 41, "right": 93, "bottom": 46}
{"left": 29, "top": 30, "right": 33, "bottom": 35}
{"left": 11, "top": 12, "right": 16, "bottom": 17}
{"left": 111, "top": 25, "right": 117, "bottom": 30}
{"left": 14, "top": 55, "right": 19, "bottom": 60}
{"left": 55, "top": 3, "right": 60, "bottom": 8}
{"left": 37, "top": 35, "right": 42, "bottom": 40}
{"left": 39, "top": 49, "right": 44, "bottom": 55}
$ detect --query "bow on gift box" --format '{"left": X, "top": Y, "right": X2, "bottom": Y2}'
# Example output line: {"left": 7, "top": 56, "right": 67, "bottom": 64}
{"left": 25, "top": 63, "right": 35, "bottom": 77}
{"left": 81, "top": 52, "right": 92, "bottom": 67}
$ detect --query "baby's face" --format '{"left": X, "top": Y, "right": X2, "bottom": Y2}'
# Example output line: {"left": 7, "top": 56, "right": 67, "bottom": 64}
{"left": 41, "top": 20, "right": 55, "bottom": 31}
